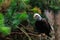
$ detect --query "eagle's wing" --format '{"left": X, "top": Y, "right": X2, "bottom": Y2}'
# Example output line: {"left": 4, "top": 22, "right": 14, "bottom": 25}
{"left": 42, "top": 18, "right": 52, "bottom": 31}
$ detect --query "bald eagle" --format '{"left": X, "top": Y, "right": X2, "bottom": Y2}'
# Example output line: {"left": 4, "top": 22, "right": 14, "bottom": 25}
{"left": 33, "top": 13, "right": 52, "bottom": 37}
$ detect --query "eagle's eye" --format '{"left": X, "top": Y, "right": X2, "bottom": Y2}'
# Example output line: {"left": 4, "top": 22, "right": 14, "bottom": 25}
{"left": 35, "top": 15, "right": 38, "bottom": 17}
{"left": 34, "top": 15, "right": 39, "bottom": 19}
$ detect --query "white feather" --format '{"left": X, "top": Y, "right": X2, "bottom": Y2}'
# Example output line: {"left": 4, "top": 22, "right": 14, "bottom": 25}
{"left": 33, "top": 13, "right": 42, "bottom": 20}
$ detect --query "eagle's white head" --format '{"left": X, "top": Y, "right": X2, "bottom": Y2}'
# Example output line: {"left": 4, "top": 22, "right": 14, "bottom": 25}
{"left": 33, "top": 13, "right": 42, "bottom": 20}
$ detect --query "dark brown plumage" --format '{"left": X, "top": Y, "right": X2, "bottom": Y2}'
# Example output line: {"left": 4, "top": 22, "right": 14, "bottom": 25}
{"left": 35, "top": 19, "right": 51, "bottom": 37}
